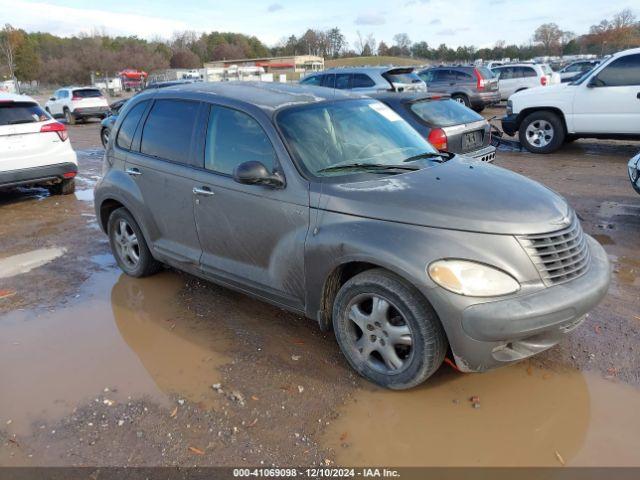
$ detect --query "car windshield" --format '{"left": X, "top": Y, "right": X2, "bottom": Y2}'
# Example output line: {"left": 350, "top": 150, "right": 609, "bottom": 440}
{"left": 385, "top": 71, "right": 423, "bottom": 85}
{"left": 277, "top": 99, "right": 439, "bottom": 177}
{"left": 410, "top": 99, "right": 484, "bottom": 127}
{"left": 0, "top": 102, "right": 50, "bottom": 125}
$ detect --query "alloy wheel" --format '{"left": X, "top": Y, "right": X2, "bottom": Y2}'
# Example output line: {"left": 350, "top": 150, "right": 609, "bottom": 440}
{"left": 345, "top": 293, "right": 414, "bottom": 374}
{"left": 525, "top": 119, "right": 554, "bottom": 147}
{"left": 113, "top": 219, "right": 140, "bottom": 269}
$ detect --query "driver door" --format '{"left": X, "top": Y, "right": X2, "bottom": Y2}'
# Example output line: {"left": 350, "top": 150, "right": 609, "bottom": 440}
{"left": 191, "top": 104, "right": 309, "bottom": 310}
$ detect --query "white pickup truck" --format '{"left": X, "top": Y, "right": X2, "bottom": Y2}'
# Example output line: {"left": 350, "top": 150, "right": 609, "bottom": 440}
{"left": 501, "top": 47, "right": 640, "bottom": 153}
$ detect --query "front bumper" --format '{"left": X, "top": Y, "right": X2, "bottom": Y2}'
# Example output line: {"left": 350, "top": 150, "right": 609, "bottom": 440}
{"left": 433, "top": 236, "right": 610, "bottom": 372}
{"left": 0, "top": 162, "right": 78, "bottom": 189}
{"left": 628, "top": 152, "right": 640, "bottom": 195}
{"left": 501, "top": 113, "right": 519, "bottom": 136}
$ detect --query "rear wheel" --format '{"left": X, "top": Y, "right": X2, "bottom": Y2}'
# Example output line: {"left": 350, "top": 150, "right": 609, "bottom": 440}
{"left": 451, "top": 94, "right": 470, "bottom": 108}
{"left": 332, "top": 269, "right": 447, "bottom": 390}
{"left": 48, "top": 178, "right": 75, "bottom": 195}
{"left": 64, "top": 108, "right": 76, "bottom": 125}
{"left": 519, "top": 111, "right": 565, "bottom": 154}
{"left": 108, "top": 208, "right": 161, "bottom": 277}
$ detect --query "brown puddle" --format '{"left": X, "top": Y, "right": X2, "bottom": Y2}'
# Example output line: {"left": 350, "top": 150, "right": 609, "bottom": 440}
{"left": 614, "top": 256, "right": 639, "bottom": 285}
{"left": 592, "top": 234, "right": 615, "bottom": 246}
{"left": 0, "top": 267, "right": 230, "bottom": 435}
{"left": 322, "top": 363, "right": 640, "bottom": 466}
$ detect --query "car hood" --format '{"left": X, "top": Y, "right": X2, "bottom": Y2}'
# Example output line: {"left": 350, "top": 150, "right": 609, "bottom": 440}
{"left": 317, "top": 156, "right": 571, "bottom": 235}
{"left": 512, "top": 83, "right": 570, "bottom": 98}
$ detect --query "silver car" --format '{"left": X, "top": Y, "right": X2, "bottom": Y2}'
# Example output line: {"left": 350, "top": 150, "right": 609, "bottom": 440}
{"left": 300, "top": 66, "right": 427, "bottom": 94}
{"left": 95, "top": 82, "right": 610, "bottom": 390}
{"left": 629, "top": 152, "right": 640, "bottom": 195}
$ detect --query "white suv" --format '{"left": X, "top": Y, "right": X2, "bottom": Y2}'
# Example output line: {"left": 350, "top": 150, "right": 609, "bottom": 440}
{"left": 45, "top": 87, "right": 110, "bottom": 125}
{"left": 492, "top": 63, "right": 560, "bottom": 100}
{"left": 502, "top": 48, "right": 640, "bottom": 153}
{"left": 1, "top": 92, "right": 77, "bottom": 194}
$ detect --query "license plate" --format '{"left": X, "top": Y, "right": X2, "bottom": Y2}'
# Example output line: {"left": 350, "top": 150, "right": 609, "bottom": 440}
{"left": 463, "top": 130, "right": 483, "bottom": 150}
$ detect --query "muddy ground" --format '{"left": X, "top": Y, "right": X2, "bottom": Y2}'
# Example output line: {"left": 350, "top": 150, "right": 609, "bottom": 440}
{"left": 1, "top": 109, "right": 639, "bottom": 467}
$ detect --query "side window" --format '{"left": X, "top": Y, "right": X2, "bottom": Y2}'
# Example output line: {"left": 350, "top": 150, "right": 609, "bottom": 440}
{"left": 301, "top": 75, "right": 322, "bottom": 86}
{"left": 352, "top": 73, "right": 375, "bottom": 88}
{"left": 204, "top": 106, "right": 277, "bottom": 176}
{"left": 595, "top": 54, "right": 640, "bottom": 87}
{"left": 455, "top": 71, "right": 474, "bottom": 81}
{"left": 322, "top": 74, "right": 336, "bottom": 88}
{"left": 335, "top": 73, "right": 351, "bottom": 89}
{"left": 140, "top": 99, "right": 199, "bottom": 164}
{"left": 522, "top": 67, "right": 537, "bottom": 78}
{"left": 116, "top": 101, "right": 149, "bottom": 150}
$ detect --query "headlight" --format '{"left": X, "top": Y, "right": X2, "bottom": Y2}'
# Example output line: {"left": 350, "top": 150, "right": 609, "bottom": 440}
{"left": 428, "top": 259, "right": 520, "bottom": 297}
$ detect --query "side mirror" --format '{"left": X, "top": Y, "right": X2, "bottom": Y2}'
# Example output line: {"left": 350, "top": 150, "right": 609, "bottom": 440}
{"left": 587, "top": 76, "right": 601, "bottom": 88}
{"left": 233, "top": 161, "right": 285, "bottom": 188}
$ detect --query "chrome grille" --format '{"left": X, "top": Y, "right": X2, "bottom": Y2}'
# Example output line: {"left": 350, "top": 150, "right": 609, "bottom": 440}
{"left": 517, "top": 215, "right": 590, "bottom": 286}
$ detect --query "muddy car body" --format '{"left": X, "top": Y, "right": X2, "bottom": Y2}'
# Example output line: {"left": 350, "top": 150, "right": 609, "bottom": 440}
{"left": 95, "top": 82, "right": 610, "bottom": 389}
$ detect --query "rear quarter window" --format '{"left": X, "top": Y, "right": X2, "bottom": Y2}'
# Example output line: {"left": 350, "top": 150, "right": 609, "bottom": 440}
{"left": 409, "top": 99, "right": 484, "bottom": 127}
{"left": 0, "top": 102, "right": 50, "bottom": 126}
{"left": 140, "top": 99, "right": 199, "bottom": 164}
{"left": 352, "top": 74, "right": 375, "bottom": 88}
{"left": 477, "top": 67, "right": 495, "bottom": 79}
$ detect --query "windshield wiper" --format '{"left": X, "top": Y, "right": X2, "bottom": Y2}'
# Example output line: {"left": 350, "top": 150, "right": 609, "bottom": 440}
{"left": 317, "top": 163, "right": 420, "bottom": 173}
{"left": 402, "top": 152, "right": 449, "bottom": 163}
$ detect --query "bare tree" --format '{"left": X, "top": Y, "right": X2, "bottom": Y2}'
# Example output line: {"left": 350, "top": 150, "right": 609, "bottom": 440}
{"left": 533, "top": 23, "right": 563, "bottom": 55}
{"left": 392, "top": 33, "right": 412, "bottom": 56}
{"left": 0, "top": 24, "right": 21, "bottom": 92}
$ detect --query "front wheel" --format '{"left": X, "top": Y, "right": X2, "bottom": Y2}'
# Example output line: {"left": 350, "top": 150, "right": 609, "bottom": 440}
{"left": 518, "top": 111, "right": 565, "bottom": 154}
{"left": 48, "top": 178, "right": 75, "bottom": 195}
{"left": 332, "top": 269, "right": 447, "bottom": 390}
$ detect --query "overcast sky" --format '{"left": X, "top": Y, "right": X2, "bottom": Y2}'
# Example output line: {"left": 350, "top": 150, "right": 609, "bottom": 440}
{"left": 2, "top": 0, "right": 638, "bottom": 49}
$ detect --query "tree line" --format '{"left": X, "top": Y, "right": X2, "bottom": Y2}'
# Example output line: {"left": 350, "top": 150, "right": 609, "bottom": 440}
{"left": 1, "top": 8, "right": 638, "bottom": 85}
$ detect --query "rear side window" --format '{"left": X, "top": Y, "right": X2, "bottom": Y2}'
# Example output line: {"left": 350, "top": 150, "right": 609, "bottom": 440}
{"left": 352, "top": 74, "right": 375, "bottom": 88}
{"left": 521, "top": 67, "right": 537, "bottom": 78}
{"left": 335, "top": 73, "right": 351, "bottom": 89}
{"left": 205, "top": 106, "right": 276, "bottom": 175}
{"left": 434, "top": 70, "right": 456, "bottom": 81}
{"left": 301, "top": 75, "right": 323, "bottom": 86}
{"left": 72, "top": 89, "right": 102, "bottom": 98}
{"left": 116, "top": 101, "right": 148, "bottom": 150}
{"left": 0, "top": 102, "right": 49, "bottom": 126}
{"left": 455, "top": 70, "right": 474, "bottom": 81}
{"left": 141, "top": 99, "right": 199, "bottom": 163}
{"left": 410, "top": 99, "right": 483, "bottom": 127}
{"left": 322, "top": 74, "right": 336, "bottom": 88}
{"left": 477, "top": 67, "right": 495, "bottom": 79}
{"left": 595, "top": 54, "right": 640, "bottom": 87}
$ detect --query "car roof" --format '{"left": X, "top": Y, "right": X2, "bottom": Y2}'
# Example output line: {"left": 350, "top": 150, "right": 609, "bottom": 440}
{"left": 147, "top": 81, "right": 364, "bottom": 114}
{"left": 321, "top": 66, "right": 415, "bottom": 74}
{"left": 0, "top": 91, "right": 37, "bottom": 103}
{"left": 614, "top": 47, "right": 640, "bottom": 57}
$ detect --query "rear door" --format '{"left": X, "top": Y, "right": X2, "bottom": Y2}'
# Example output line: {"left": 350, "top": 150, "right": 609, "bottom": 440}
{"left": 572, "top": 53, "right": 640, "bottom": 134}
{"left": 190, "top": 104, "right": 309, "bottom": 309}
{"left": 124, "top": 98, "right": 204, "bottom": 267}
{"left": 427, "top": 69, "right": 455, "bottom": 94}
{"left": 495, "top": 67, "right": 518, "bottom": 99}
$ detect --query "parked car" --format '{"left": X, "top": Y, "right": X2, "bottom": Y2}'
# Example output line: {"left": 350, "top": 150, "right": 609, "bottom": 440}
{"left": 629, "top": 152, "right": 640, "bottom": 195}
{"left": 45, "top": 87, "right": 110, "bottom": 125}
{"left": 502, "top": 48, "right": 640, "bottom": 153}
{"left": 95, "top": 82, "right": 610, "bottom": 389}
{"left": 558, "top": 60, "right": 600, "bottom": 83}
{"left": 100, "top": 81, "right": 196, "bottom": 148}
{"left": 417, "top": 66, "right": 500, "bottom": 112}
{"left": 1, "top": 92, "right": 77, "bottom": 194}
{"left": 300, "top": 67, "right": 426, "bottom": 94}
{"left": 370, "top": 92, "right": 495, "bottom": 162}
{"left": 491, "top": 63, "right": 560, "bottom": 100}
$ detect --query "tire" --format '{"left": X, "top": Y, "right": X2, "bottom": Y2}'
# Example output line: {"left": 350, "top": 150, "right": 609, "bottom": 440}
{"left": 64, "top": 108, "right": 76, "bottom": 125}
{"left": 451, "top": 94, "right": 470, "bottom": 108}
{"left": 48, "top": 178, "right": 75, "bottom": 195}
{"left": 332, "top": 268, "right": 447, "bottom": 390}
{"left": 100, "top": 127, "right": 110, "bottom": 148}
{"left": 518, "top": 110, "right": 565, "bottom": 154}
{"left": 565, "top": 135, "right": 578, "bottom": 143}
{"left": 107, "top": 207, "right": 161, "bottom": 278}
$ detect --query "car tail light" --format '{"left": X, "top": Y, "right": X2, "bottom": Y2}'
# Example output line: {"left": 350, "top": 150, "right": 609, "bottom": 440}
{"left": 473, "top": 68, "right": 486, "bottom": 91}
{"left": 541, "top": 76, "right": 548, "bottom": 86}
{"left": 428, "top": 128, "right": 448, "bottom": 151}
{"left": 63, "top": 171, "right": 76, "bottom": 179}
{"left": 41, "top": 122, "right": 69, "bottom": 141}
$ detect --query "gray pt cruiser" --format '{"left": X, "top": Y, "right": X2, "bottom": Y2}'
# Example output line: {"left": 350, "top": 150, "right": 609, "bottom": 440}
{"left": 95, "top": 83, "right": 610, "bottom": 389}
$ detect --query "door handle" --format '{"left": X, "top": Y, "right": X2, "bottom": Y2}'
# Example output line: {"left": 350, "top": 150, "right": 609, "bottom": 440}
{"left": 193, "top": 186, "right": 214, "bottom": 197}
{"left": 125, "top": 167, "right": 142, "bottom": 176}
